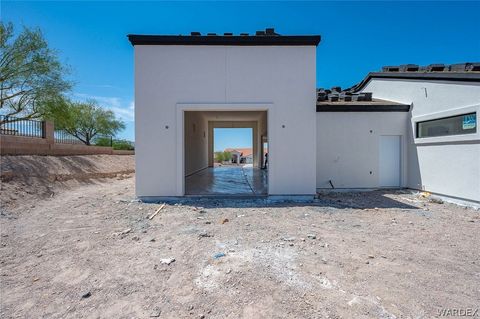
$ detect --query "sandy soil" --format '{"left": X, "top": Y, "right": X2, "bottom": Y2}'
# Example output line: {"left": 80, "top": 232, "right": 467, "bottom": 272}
{"left": 0, "top": 155, "right": 134, "bottom": 208}
{"left": 1, "top": 156, "right": 479, "bottom": 318}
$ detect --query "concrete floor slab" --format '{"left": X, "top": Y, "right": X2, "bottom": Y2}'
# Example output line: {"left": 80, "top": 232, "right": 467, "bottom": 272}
{"left": 185, "top": 166, "right": 267, "bottom": 196}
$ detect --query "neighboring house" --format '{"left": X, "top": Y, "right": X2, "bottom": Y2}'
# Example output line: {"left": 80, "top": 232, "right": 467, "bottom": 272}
{"left": 129, "top": 29, "right": 479, "bottom": 205}
{"left": 225, "top": 148, "right": 253, "bottom": 164}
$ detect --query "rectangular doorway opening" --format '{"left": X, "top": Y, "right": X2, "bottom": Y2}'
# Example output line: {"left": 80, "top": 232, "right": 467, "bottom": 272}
{"left": 379, "top": 135, "right": 401, "bottom": 187}
{"left": 184, "top": 110, "right": 268, "bottom": 196}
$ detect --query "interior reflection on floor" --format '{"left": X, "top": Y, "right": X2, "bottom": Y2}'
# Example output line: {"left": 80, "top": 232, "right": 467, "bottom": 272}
{"left": 185, "top": 166, "right": 268, "bottom": 196}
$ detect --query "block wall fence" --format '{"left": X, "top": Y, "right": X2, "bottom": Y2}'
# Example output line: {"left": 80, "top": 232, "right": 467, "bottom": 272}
{"left": 0, "top": 121, "right": 134, "bottom": 156}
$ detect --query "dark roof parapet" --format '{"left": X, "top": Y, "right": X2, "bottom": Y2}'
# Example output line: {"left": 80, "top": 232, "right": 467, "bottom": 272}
{"left": 317, "top": 104, "right": 411, "bottom": 112}
{"left": 381, "top": 62, "right": 480, "bottom": 74}
{"left": 128, "top": 28, "right": 321, "bottom": 46}
{"left": 346, "top": 62, "right": 480, "bottom": 93}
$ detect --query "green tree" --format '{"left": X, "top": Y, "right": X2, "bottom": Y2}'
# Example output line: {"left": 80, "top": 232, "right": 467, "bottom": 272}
{"left": 215, "top": 151, "right": 232, "bottom": 163}
{"left": 215, "top": 151, "right": 224, "bottom": 163}
{"left": 223, "top": 151, "right": 232, "bottom": 162}
{"left": 46, "top": 99, "right": 125, "bottom": 145}
{"left": 0, "top": 22, "right": 71, "bottom": 124}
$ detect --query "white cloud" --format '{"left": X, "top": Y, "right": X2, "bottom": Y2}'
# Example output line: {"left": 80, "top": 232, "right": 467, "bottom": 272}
{"left": 74, "top": 93, "right": 134, "bottom": 122}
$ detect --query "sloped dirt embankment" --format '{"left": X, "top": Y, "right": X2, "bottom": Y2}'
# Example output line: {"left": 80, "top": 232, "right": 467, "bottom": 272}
{"left": 0, "top": 155, "right": 134, "bottom": 208}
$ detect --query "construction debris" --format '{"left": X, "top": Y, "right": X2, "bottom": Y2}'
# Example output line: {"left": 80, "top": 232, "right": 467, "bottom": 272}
{"left": 120, "top": 228, "right": 132, "bottom": 235}
{"left": 429, "top": 197, "right": 444, "bottom": 204}
{"left": 81, "top": 291, "right": 91, "bottom": 299}
{"left": 198, "top": 232, "right": 212, "bottom": 239}
{"left": 420, "top": 191, "right": 431, "bottom": 198}
{"left": 160, "top": 258, "right": 175, "bottom": 265}
{"left": 148, "top": 203, "right": 166, "bottom": 220}
{"left": 213, "top": 252, "right": 226, "bottom": 259}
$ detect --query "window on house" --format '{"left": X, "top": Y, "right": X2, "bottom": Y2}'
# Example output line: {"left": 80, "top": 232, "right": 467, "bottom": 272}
{"left": 416, "top": 112, "right": 477, "bottom": 138}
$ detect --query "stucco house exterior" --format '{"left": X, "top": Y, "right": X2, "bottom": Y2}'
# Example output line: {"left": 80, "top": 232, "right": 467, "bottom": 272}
{"left": 225, "top": 148, "right": 253, "bottom": 164}
{"left": 316, "top": 64, "right": 480, "bottom": 205}
{"left": 128, "top": 29, "right": 479, "bottom": 206}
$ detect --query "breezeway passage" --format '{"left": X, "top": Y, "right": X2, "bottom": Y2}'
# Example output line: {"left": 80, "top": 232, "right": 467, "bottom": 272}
{"left": 185, "top": 166, "right": 267, "bottom": 196}
{"left": 183, "top": 110, "right": 269, "bottom": 196}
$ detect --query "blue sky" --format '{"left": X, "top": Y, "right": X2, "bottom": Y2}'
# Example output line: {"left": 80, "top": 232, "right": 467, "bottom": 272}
{"left": 3, "top": 1, "right": 479, "bottom": 143}
{"left": 214, "top": 128, "right": 253, "bottom": 152}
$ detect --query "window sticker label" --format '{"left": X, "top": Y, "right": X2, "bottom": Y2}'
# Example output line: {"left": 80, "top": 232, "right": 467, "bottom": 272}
{"left": 463, "top": 114, "right": 476, "bottom": 130}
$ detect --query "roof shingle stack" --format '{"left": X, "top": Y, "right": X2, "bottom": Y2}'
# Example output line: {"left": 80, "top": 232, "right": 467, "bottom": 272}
{"left": 381, "top": 62, "right": 480, "bottom": 73}
{"left": 189, "top": 28, "right": 280, "bottom": 37}
{"left": 317, "top": 88, "right": 373, "bottom": 103}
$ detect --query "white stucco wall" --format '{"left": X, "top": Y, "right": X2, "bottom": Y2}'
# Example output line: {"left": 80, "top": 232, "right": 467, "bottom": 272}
{"left": 362, "top": 78, "right": 480, "bottom": 202}
{"left": 257, "top": 112, "right": 268, "bottom": 168}
{"left": 316, "top": 112, "right": 408, "bottom": 189}
{"left": 184, "top": 112, "right": 208, "bottom": 176}
{"left": 135, "top": 45, "right": 317, "bottom": 197}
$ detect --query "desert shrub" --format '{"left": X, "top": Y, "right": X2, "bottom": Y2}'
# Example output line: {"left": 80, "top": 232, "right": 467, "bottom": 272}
{"left": 95, "top": 137, "right": 134, "bottom": 150}
{"left": 112, "top": 139, "right": 134, "bottom": 150}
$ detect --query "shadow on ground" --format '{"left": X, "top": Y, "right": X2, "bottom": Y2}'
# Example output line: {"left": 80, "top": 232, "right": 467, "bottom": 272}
{"left": 142, "top": 190, "right": 419, "bottom": 210}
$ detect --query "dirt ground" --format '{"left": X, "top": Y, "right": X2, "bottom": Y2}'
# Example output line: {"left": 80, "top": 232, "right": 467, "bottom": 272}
{"left": 1, "top": 156, "right": 479, "bottom": 318}
{"left": 0, "top": 155, "right": 134, "bottom": 206}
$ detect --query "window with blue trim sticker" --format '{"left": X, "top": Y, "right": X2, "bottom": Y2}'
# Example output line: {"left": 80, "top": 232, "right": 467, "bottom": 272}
{"left": 417, "top": 112, "right": 477, "bottom": 138}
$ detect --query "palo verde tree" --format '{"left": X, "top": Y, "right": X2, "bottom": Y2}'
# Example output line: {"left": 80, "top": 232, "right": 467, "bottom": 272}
{"left": 214, "top": 151, "right": 224, "bottom": 163}
{"left": 222, "top": 151, "right": 232, "bottom": 162}
{"left": 46, "top": 99, "right": 125, "bottom": 145}
{"left": 0, "top": 22, "right": 71, "bottom": 124}
{"left": 215, "top": 151, "right": 232, "bottom": 163}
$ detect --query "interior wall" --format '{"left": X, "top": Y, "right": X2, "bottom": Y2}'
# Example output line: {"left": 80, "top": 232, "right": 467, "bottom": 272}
{"left": 257, "top": 112, "right": 268, "bottom": 168}
{"left": 184, "top": 111, "right": 208, "bottom": 176}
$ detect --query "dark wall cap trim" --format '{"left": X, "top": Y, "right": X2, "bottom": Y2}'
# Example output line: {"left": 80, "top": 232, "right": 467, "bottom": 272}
{"left": 368, "top": 72, "right": 480, "bottom": 82}
{"left": 316, "top": 104, "right": 411, "bottom": 112}
{"left": 352, "top": 72, "right": 480, "bottom": 92}
{"left": 128, "top": 34, "right": 321, "bottom": 46}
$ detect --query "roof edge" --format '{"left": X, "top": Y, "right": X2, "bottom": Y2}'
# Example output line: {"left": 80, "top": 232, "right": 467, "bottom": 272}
{"left": 352, "top": 71, "right": 480, "bottom": 92}
{"left": 316, "top": 104, "right": 411, "bottom": 112}
{"left": 127, "top": 34, "right": 321, "bottom": 46}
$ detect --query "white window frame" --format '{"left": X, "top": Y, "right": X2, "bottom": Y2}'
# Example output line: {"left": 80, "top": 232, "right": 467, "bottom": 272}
{"left": 412, "top": 104, "right": 480, "bottom": 144}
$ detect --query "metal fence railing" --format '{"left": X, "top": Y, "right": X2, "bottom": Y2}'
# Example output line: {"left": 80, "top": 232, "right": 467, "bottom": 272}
{"left": 54, "top": 130, "right": 84, "bottom": 144}
{"left": 54, "top": 131, "right": 113, "bottom": 146}
{"left": 1, "top": 115, "right": 114, "bottom": 147}
{"left": 0, "top": 115, "right": 45, "bottom": 138}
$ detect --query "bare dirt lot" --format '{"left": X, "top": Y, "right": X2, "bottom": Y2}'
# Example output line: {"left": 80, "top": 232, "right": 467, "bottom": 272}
{"left": 1, "top": 155, "right": 479, "bottom": 318}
